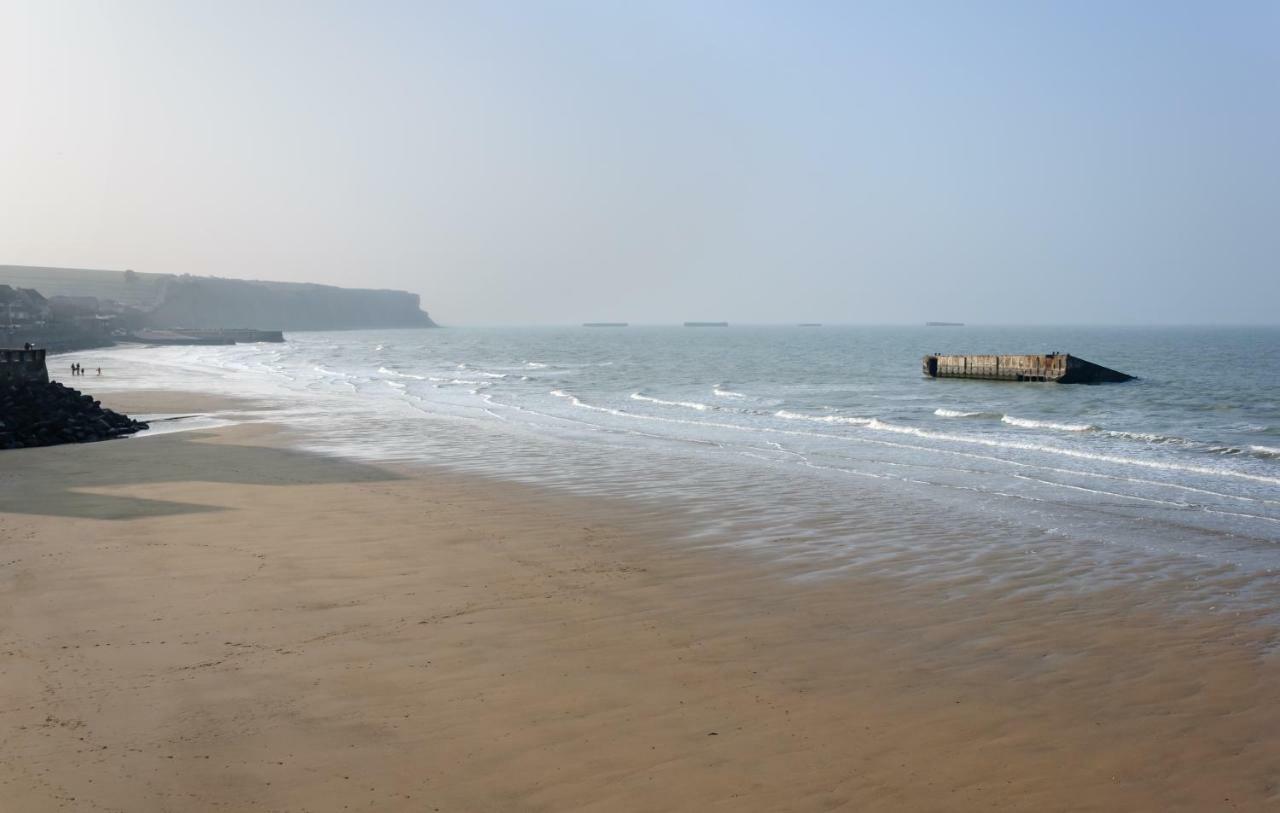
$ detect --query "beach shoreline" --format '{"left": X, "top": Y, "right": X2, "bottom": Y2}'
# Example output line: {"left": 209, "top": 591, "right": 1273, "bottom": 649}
{"left": 2, "top": 391, "right": 1278, "bottom": 811}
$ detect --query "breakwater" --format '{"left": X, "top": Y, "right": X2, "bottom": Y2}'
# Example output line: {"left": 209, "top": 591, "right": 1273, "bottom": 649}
{"left": 1, "top": 380, "right": 148, "bottom": 449}
{"left": 922, "top": 353, "right": 1133, "bottom": 384}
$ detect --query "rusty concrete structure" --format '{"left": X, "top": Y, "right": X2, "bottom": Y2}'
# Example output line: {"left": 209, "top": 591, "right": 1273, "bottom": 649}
{"left": 922, "top": 353, "right": 1133, "bottom": 384}
{"left": 0, "top": 348, "right": 50, "bottom": 384}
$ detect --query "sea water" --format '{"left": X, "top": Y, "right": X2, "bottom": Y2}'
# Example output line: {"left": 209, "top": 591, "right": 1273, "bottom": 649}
{"left": 68, "top": 325, "right": 1280, "bottom": 608}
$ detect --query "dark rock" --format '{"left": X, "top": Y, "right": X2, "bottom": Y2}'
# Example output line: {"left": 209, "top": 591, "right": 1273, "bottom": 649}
{"left": 0, "top": 381, "right": 148, "bottom": 450}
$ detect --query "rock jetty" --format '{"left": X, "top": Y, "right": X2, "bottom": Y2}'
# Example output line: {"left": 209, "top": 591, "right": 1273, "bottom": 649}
{"left": 1, "top": 381, "right": 149, "bottom": 449}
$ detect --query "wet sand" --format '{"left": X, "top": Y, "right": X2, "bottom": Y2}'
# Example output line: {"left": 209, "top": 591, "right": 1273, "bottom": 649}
{"left": 1, "top": 394, "right": 1278, "bottom": 811}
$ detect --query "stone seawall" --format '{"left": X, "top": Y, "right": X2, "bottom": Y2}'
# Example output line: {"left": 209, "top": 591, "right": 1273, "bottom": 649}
{"left": 0, "top": 348, "right": 49, "bottom": 384}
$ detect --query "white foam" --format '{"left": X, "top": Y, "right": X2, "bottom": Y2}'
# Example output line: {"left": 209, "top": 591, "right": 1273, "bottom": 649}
{"left": 1250, "top": 445, "right": 1280, "bottom": 458}
{"left": 934, "top": 408, "right": 987, "bottom": 418}
{"left": 378, "top": 366, "right": 427, "bottom": 380}
{"left": 1103, "top": 429, "right": 1181, "bottom": 443}
{"left": 860, "top": 420, "right": 1280, "bottom": 486}
{"left": 1001, "top": 415, "right": 1094, "bottom": 432}
{"left": 551, "top": 389, "right": 628, "bottom": 417}
{"left": 526, "top": 361, "right": 549, "bottom": 369}
{"left": 631, "top": 392, "right": 712, "bottom": 411}
{"left": 775, "top": 410, "right": 873, "bottom": 426}
{"left": 714, "top": 386, "right": 746, "bottom": 399}
{"left": 428, "top": 378, "right": 485, "bottom": 386}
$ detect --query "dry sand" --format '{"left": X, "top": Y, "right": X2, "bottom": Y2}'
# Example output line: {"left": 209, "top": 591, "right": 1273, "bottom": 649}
{"left": 1, "top": 394, "right": 1278, "bottom": 811}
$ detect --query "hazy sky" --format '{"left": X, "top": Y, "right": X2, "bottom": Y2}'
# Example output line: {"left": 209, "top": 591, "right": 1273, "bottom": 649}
{"left": 1, "top": 1, "right": 1277, "bottom": 325}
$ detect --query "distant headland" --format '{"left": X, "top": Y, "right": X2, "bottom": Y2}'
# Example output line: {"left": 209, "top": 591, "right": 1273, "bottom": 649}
{"left": 0, "top": 265, "right": 437, "bottom": 350}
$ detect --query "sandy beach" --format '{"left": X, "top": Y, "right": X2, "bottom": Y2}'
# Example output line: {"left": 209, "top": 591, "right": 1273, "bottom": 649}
{"left": 1, "top": 391, "right": 1278, "bottom": 812}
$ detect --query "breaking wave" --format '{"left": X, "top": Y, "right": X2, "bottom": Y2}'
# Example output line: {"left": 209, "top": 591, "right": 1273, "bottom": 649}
{"left": 934, "top": 408, "right": 998, "bottom": 419}
{"left": 775, "top": 410, "right": 873, "bottom": 427}
{"left": 1001, "top": 415, "right": 1095, "bottom": 432}
{"left": 378, "top": 367, "right": 427, "bottom": 380}
{"left": 631, "top": 393, "right": 713, "bottom": 411}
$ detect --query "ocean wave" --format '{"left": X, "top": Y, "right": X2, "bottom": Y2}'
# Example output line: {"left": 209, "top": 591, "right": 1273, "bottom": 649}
{"left": 526, "top": 361, "right": 549, "bottom": 369}
{"left": 541, "top": 390, "right": 1280, "bottom": 489}
{"left": 936, "top": 408, "right": 1186, "bottom": 444}
{"left": 714, "top": 386, "right": 746, "bottom": 399}
{"left": 540, "top": 390, "right": 1280, "bottom": 500}
{"left": 378, "top": 367, "right": 427, "bottom": 380}
{"left": 1102, "top": 429, "right": 1182, "bottom": 443}
{"left": 859, "top": 420, "right": 1280, "bottom": 486}
{"left": 551, "top": 389, "right": 628, "bottom": 417}
{"left": 775, "top": 410, "right": 873, "bottom": 427}
{"left": 1198, "top": 444, "right": 1280, "bottom": 461}
{"left": 631, "top": 392, "right": 712, "bottom": 411}
{"left": 1001, "top": 415, "right": 1095, "bottom": 432}
{"left": 428, "top": 378, "right": 486, "bottom": 387}
{"left": 934, "top": 408, "right": 997, "bottom": 419}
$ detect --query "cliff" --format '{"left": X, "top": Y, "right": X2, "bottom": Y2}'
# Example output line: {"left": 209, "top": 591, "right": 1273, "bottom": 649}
{"left": 146, "top": 276, "right": 437, "bottom": 330}
{"left": 0, "top": 266, "right": 438, "bottom": 331}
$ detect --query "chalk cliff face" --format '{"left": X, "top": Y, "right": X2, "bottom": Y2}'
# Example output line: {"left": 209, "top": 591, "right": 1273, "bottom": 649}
{"left": 146, "top": 276, "right": 437, "bottom": 331}
{"left": 0, "top": 266, "right": 438, "bottom": 331}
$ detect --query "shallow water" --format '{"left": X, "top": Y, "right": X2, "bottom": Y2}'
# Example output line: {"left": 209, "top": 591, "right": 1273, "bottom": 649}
{"left": 68, "top": 325, "right": 1280, "bottom": 611}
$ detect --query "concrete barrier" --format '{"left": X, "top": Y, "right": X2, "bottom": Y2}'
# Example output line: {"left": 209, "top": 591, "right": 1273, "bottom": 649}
{"left": 0, "top": 348, "right": 49, "bottom": 384}
{"left": 922, "top": 353, "right": 1133, "bottom": 384}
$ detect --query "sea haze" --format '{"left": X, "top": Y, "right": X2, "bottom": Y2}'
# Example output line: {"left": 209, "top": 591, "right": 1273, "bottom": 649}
{"left": 74, "top": 325, "right": 1280, "bottom": 611}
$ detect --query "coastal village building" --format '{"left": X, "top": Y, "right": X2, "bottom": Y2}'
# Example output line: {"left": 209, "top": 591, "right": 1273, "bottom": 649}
{"left": 0, "top": 285, "right": 51, "bottom": 328}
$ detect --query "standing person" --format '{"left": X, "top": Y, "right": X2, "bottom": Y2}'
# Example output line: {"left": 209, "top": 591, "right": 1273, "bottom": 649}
{"left": 96, "top": 368, "right": 101, "bottom": 376}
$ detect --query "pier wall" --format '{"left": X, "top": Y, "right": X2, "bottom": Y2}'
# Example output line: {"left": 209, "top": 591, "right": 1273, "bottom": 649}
{"left": 922, "top": 353, "right": 1132, "bottom": 384}
{"left": 929, "top": 354, "right": 1067, "bottom": 382}
{"left": 0, "top": 348, "right": 49, "bottom": 384}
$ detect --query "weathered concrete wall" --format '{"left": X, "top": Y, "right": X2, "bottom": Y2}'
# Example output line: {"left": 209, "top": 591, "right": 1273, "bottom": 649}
{"left": 0, "top": 348, "right": 49, "bottom": 384}
{"left": 922, "top": 353, "right": 1131, "bottom": 384}
{"left": 927, "top": 354, "right": 1068, "bottom": 382}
